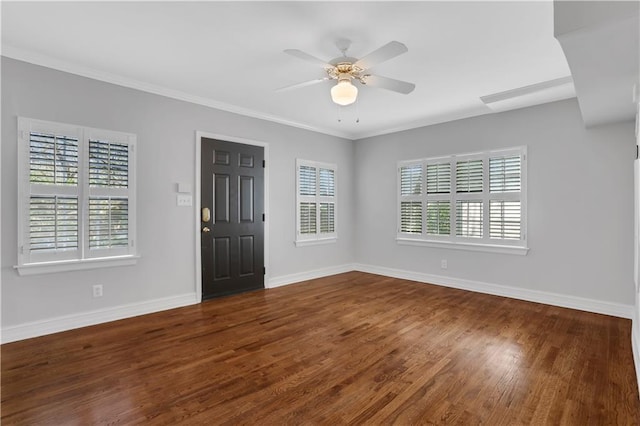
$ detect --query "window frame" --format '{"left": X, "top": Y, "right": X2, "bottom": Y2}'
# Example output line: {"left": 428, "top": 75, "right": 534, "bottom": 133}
{"left": 397, "top": 147, "right": 528, "bottom": 255}
{"left": 295, "top": 159, "right": 337, "bottom": 247}
{"left": 16, "top": 117, "right": 138, "bottom": 275}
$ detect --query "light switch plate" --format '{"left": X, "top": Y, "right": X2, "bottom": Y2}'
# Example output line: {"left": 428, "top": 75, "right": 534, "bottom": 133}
{"left": 177, "top": 183, "right": 192, "bottom": 193}
{"left": 177, "top": 194, "right": 192, "bottom": 207}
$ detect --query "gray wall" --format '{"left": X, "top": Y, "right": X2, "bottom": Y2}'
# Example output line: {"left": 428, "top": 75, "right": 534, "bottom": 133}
{"left": 2, "top": 57, "right": 636, "bottom": 333}
{"left": 1, "top": 57, "right": 355, "bottom": 327}
{"left": 354, "top": 99, "right": 636, "bottom": 305}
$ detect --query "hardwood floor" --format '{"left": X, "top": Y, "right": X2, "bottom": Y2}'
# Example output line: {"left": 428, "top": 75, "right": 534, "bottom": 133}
{"left": 2, "top": 272, "right": 639, "bottom": 424}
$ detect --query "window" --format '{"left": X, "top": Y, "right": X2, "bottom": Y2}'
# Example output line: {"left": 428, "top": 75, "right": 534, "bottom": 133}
{"left": 397, "top": 147, "right": 527, "bottom": 255}
{"left": 296, "top": 159, "right": 337, "bottom": 246}
{"left": 17, "top": 117, "right": 138, "bottom": 275}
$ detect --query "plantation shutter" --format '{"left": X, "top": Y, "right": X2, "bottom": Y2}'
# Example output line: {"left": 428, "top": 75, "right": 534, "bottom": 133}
{"left": 426, "top": 163, "right": 450, "bottom": 194}
{"left": 86, "top": 136, "right": 134, "bottom": 256}
{"left": 18, "top": 117, "right": 138, "bottom": 272}
{"left": 400, "top": 165, "right": 422, "bottom": 196}
{"left": 400, "top": 202, "right": 422, "bottom": 233}
{"left": 456, "top": 200, "right": 483, "bottom": 238}
{"left": 426, "top": 201, "right": 450, "bottom": 235}
{"left": 299, "top": 202, "right": 317, "bottom": 234}
{"left": 399, "top": 164, "right": 423, "bottom": 234}
{"left": 319, "top": 168, "right": 336, "bottom": 234}
{"left": 319, "top": 168, "right": 335, "bottom": 196}
{"left": 456, "top": 159, "right": 483, "bottom": 193}
{"left": 397, "top": 147, "right": 526, "bottom": 253}
{"left": 26, "top": 128, "right": 81, "bottom": 262}
{"left": 490, "top": 201, "right": 521, "bottom": 240}
{"left": 299, "top": 165, "right": 316, "bottom": 196}
{"left": 320, "top": 203, "right": 335, "bottom": 233}
{"left": 296, "top": 160, "right": 337, "bottom": 243}
{"left": 29, "top": 132, "right": 79, "bottom": 185}
{"left": 29, "top": 196, "right": 78, "bottom": 252}
{"left": 490, "top": 156, "right": 521, "bottom": 193}
{"left": 489, "top": 154, "right": 523, "bottom": 240}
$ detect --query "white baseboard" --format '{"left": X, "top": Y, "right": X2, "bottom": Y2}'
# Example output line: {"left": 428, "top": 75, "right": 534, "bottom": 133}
{"left": 1, "top": 293, "right": 198, "bottom": 344}
{"left": 353, "top": 263, "right": 634, "bottom": 319}
{"left": 3, "top": 265, "right": 633, "bottom": 344}
{"left": 267, "top": 264, "right": 355, "bottom": 289}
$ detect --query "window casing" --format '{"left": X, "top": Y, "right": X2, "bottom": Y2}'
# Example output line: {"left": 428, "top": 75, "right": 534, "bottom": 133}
{"left": 295, "top": 159, "right": 337, "bottom": 246}
{"left": 17, "top": 117, "right": 138, "bottom": 274}
{"left": 397, "top": 147, "right": 527, "bottom": 255}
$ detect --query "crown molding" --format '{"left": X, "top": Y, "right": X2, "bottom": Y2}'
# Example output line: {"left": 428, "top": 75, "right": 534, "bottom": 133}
{"left": 1, "top": 44, "right": 353, "bottom": 140}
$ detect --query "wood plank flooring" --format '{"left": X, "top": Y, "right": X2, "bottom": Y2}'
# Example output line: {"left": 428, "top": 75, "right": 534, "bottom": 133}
{"left": 2, "top": 272, "right": 639, "bottom": 424}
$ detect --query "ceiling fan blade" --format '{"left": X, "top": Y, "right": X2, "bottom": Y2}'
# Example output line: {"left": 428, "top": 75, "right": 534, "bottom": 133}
{"left": 354, "top": 41, "right": 408, "bottom": 70}
{"left": 276, "top": 77, "right": 330, "bottom": 92}
{"left": 362, "top": 75, "right": 415, "bottom": 94}
{"left": 284, "top": 49, "right": 331, "bottom": 67}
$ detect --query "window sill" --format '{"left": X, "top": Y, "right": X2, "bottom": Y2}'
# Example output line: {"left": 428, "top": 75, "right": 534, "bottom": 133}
{"left": 396, "top": 237, "right": 529, "bottom": 256}
{"left": 15, "top": 255, "right": 140, "bottom": 276}
{"left": 295, "top": 237, "right": 337, "bottom": 247}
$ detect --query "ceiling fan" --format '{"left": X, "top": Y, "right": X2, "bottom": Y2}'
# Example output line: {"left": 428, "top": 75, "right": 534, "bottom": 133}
{"left": 279, "top": 39, "right": 416, "bottom": 106}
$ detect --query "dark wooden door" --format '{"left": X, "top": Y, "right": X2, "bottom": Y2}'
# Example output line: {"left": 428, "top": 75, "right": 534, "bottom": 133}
{"left": 201, "top": 138, "right": 264, "bottom": 300}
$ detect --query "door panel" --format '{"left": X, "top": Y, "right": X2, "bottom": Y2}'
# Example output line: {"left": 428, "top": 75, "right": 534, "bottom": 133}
{"left": 201, "top": 138, "right": 264, "bottom": 299}
{"left": 239, "top": 176, "right": 254, "bottom": 222}
{"left": 215, "top": 175, "right": 230, "bottom": 222}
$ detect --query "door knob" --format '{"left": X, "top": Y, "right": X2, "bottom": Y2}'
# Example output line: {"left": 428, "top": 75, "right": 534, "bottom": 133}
{"left": 202, "top": 226, "right": 211, "bottom": 233}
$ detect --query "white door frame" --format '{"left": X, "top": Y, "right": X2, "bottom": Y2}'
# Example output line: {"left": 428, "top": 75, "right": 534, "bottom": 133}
{"left": 194, "top": 131, "right": 270, "bottom": 301}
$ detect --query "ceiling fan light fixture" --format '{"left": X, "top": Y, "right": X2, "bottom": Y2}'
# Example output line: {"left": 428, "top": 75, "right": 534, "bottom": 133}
{"left": 331, "top": 77, "right": 358, "bottom": 106}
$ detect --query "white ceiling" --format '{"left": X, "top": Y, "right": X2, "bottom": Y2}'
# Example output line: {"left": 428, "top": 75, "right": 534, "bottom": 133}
{"left": 1, "top": 1, "right": 573, "bottom": 139}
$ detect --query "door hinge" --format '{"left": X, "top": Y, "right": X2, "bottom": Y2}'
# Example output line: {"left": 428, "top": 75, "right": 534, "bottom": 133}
{"left": 262, "top": 213, "right": 265, "bottom": 222}
{"left": 263, "top": 267, "right": 266, "bottom": 275}
{"left": 262, "top": 160, "right": 265, "bottom": 168}
{"left": 636, "top": 145, "right": 638, "bottom": 160}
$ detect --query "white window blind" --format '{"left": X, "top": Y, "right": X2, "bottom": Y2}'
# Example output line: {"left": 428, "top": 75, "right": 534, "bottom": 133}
{"left": 397, "top": 147, "right": 527, "bottom": 254}
{"left": 17, "top": 117, "right": 138, "bottom": 273}
{"left": 296, "top": 159, "right": 337, "bottom": 245}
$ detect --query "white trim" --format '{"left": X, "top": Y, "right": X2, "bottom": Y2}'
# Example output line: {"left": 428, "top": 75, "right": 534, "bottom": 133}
{"left": 397, "top": 238, "right": 529, "bottom": 255}
{"left": 353, "top": 263, "right": 634, "bottom": 319}
{"left": 2, "top": 45, "right": 352, "bottom": 140}
{"left": 294, "top": 237, "right": 337, "bottom": 247}
{"left": 194, "top": 131, "right": 270, "bottom": 302}
{"left": 1, "top": 293, "right": 198, "bottom": 344}
{"left": 266, "top": 264, "right": 355, "bottom": 289}
{"left": 14, "top": 255, "right": 140, "bottom": 276}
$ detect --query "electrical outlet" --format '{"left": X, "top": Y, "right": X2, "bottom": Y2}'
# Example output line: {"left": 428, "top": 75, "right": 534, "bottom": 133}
{"left": 441, "top": 259, "right": 448, "bottom": 270}
{"left": 93, "top": 284, "right": 103, "bottom": 298}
